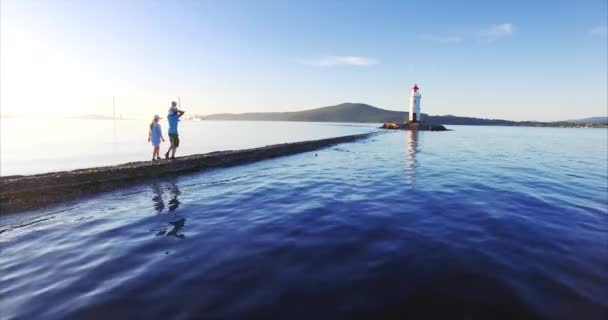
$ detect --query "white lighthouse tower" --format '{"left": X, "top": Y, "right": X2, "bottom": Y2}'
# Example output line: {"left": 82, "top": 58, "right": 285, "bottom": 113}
{"left": 408, "top": 84, "right": 422, "bottom": 123}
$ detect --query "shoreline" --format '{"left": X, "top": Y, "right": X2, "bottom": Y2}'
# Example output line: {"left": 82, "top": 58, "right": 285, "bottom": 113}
{"left": 0, "top": 132, "right": 375, "bottom": 214}
{"left": 380, "top": 122, "right": 447, "bottom": 131}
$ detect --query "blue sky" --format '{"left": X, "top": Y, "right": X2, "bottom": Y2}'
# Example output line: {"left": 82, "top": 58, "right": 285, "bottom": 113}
{"left": 1, "top": 0, "right": 606, "bottom": 121}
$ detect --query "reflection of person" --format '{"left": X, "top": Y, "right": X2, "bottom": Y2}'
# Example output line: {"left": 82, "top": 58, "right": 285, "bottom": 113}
{"left": 165, "top": 101, "right": 185, "bottom": 160}
{"left": 166, "top": 218, "right": 186, "bottom": 239}
{"left": 151, "top": 183, "right": 165, "bottom": 213}
{"left": 148, "top": 115, "right": 165, "bottom": 161}
{"left": 151, "top": 182, "right": 181, "bottom": 213}
{"left": 168, "top": 183, "right": 181, "bottom": 212}
{"left": 151, "top": 182, "right": 185, "bottom": 238}
{"left": 156, "top": 217, "right": 186, "bottom": 239}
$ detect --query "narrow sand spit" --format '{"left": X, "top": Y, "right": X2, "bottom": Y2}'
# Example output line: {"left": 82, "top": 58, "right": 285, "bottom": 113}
{"left": 0, "top": 132, "right": 375, "bottom": 214}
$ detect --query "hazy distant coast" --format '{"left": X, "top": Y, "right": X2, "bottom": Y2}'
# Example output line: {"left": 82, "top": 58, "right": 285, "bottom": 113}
{"left": 203, "top": 103, "right": 608, "bottom": 128}
{"left": 2, "top": 103, "right": 606, "bottom": 128}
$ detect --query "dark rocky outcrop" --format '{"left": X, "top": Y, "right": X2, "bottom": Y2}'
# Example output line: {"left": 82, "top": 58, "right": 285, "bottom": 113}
{"left": 0, "top": 132, "right": 375, "bottom": 214}
{"left": 381, "top": 122, "right": 447, "bottom": 131}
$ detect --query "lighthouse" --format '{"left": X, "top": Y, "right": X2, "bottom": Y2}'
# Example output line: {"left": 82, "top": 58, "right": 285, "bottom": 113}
{"left": 381, "top": 83, "right": 445, "bottom": 130}
{"left": 409, "top": 84, "right": 422, "bottom": 123}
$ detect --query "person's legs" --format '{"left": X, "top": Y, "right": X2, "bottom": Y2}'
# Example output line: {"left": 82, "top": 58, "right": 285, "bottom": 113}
{"left": 154, "top": 146, "right": 160, "bottom": 159}
{"left": 169, "top": 134, "right": 179, "bottom": 159}
{"left": 165, "top": 141, "right": 172, "bottom": 159}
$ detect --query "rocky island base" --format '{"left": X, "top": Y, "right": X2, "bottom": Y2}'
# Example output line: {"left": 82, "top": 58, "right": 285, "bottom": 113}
{"left": 0, "top": 132, "right": 375, "bottom": 214}
{"left": 381, "top": 122, "right": 447, "bottom": 131}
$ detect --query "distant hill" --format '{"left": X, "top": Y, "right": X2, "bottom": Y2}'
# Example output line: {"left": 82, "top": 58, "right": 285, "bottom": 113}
{"left": 205, "top": 103, "right": 522, "bottom": 125}
{"left": 206, "top": 103, "right": 407, "bottom": 123}
{"left": 205, "top": 103, "right": 608, "bottom": 127}
{"left": 567, "top": 117, "right": 608, "bottom": 124}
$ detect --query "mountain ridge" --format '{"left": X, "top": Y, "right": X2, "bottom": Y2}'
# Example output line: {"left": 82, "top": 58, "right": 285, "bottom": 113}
{"left": 567, "top": 117, "right": 608, "bottom": 124}
{"left": 204, "top": 103, "right": 571, "bottom": 126}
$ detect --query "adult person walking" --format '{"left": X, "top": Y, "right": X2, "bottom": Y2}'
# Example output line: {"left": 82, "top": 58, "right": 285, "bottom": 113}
{"left": 165, "top": 101, "right": 185, "bottom": 159}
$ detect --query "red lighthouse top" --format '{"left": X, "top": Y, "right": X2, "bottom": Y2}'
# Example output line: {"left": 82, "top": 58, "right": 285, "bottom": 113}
{"left": 412, "top": 84, "right": 419, "bottom": 92}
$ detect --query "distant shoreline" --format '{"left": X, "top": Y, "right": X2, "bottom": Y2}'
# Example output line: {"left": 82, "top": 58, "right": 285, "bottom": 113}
{"left": 199, "top": 118, "right": 608, "bottom": 128}
{"left": 200, "top": 103, "right": 608, "bottom": 127}
{"left": 2, "top": 102, "right": 606, "bottom": 127}
{"left": 2, "top": 115, "right": 606, "bottom": 128}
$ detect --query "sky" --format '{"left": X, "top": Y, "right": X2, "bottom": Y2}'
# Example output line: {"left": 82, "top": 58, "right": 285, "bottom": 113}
{"left": 1, "top": 0, "right": 607, "bottom": 121}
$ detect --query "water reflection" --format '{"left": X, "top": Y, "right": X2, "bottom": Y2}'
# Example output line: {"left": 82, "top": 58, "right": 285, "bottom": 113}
{"left": 151, "top": 182, "right": 181, "bottom": 213}
{"left": 168, "top": 183, "right": 181, "bottom": 212}
{"left": 151, "top": 183, "right": 166, "bottom": 213}
{"left": 406, "top": 130, "right": 419, "bottom": 185}
{"left": 151, "top": 182, "right": 186, "bottom": 239}
{"left": 156, "top": 217, "right": 186, "bottom": 239}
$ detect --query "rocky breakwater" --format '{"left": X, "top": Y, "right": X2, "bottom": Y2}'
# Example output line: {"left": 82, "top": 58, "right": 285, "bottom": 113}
{"left": 381, "top": 122, "right": 447, "bottom": 131}
{"left": 0, "top": 132, "right": 375, "bottom": 214}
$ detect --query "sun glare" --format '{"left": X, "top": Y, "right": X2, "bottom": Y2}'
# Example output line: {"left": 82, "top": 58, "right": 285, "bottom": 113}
{"left": 1, "top": 24, "right": 113, "bottom": 117}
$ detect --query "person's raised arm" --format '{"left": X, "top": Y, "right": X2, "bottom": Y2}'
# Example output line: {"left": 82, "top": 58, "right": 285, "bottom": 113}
{"left": 177, "top": 110, "right": 185, "bottom": 118}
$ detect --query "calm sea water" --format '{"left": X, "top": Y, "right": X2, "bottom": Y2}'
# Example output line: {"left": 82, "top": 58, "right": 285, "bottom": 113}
{"left": 1, "top": 124, "right": 607, "bottom": 319}
{"left": 0, "top": 119, "right": 378, "bottom": 175}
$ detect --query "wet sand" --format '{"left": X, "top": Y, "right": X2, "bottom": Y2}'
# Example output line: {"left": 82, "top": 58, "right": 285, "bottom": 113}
{"left": 0, "top": 132, "right": 375, "bottom": 214}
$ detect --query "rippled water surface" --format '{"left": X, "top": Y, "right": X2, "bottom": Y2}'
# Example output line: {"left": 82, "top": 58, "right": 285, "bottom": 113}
{"left": 1, "top": 125, "right": 607, "bottom": 319}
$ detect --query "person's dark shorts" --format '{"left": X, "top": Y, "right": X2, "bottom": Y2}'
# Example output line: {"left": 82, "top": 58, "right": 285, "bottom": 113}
{"left": 169, "top": 133, "right": 180, "bottom": 148}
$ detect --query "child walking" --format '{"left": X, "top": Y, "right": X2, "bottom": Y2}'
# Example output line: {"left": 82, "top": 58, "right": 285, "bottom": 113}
{"left": 148, "top": 114, "right": 165, "bottom": 161}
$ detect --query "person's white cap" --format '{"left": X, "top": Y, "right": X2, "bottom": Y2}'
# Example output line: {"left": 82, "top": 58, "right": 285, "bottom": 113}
{"left": 154, "top": 114, "right": 161, "bottom": 120}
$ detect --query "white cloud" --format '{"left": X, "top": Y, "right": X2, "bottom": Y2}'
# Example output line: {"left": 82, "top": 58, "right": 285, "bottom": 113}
{"left": 480, "top": 23, "right": 514, "bottom": 41}
{"left": 590, "top": 25, "right": 607, "bottom": 36}
{"left": 304, "top": 56, "right": 378, "bottom": 67}
{"left": 418, "top": 34, "right": 462, "bottom": 44}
